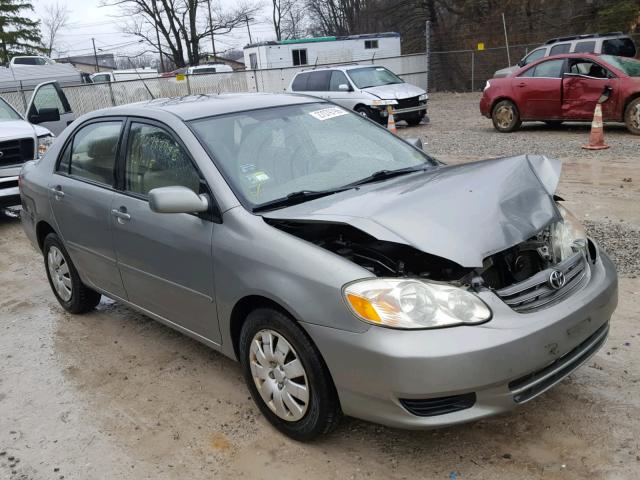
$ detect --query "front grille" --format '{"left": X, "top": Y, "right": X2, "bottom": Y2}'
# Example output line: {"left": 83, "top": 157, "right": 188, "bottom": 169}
{"left": 400, "top": 392, "right": 476, "bottom": 417}
{"left": 0, "top": 138, "right": 35, "bottom": 167}
{"left": 509, "top": 322, "right": 609, "bottom": 404}
{"left": 395, "top": 95, "right": 420, "bottom": 110}
{"left": 495, "top": 252, "right": 589, "bottom": 313}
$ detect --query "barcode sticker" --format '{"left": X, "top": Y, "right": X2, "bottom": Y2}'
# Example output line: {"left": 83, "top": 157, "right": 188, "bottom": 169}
{"left": 309, "top": 107, "right": 349, "bottom": 121}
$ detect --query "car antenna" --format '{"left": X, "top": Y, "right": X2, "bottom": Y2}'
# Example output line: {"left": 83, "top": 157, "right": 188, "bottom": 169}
{"left": 127, "top": 56, "right": 156, "bottom": 100}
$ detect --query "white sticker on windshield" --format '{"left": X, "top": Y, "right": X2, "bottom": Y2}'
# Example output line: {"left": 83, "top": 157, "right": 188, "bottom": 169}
{"left": 309, "top": 107, "right": 349, "bottom": 121}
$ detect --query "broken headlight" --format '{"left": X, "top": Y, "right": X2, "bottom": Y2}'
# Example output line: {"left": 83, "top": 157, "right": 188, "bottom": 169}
{"left": 551, "top": 204, "right": 587, "bottom": 262}
{"left": 343, "top": 279, "right": 491, "bottom": 329}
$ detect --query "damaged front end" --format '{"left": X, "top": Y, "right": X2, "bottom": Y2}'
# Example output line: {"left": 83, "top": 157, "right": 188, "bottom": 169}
{"left": 263, "top": 155, "right": 594, "bottom": 317}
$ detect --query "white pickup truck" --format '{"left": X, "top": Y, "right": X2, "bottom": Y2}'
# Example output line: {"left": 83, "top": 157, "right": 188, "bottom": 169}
{"left": 1, "top": 81, "right": 76, "bottom": 213}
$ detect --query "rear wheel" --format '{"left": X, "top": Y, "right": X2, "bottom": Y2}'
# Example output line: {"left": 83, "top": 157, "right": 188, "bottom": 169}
{"left": 624, "top": 97, "right": 640, "bottom": 135}
{"left": 239, "top": 307, "right": 341, "bottom": 441}
{"left": 492, "top": 100, "right": 522, "bottom": 132}
{"left": 43, "top": 233, "right": 101, "bottom": 313}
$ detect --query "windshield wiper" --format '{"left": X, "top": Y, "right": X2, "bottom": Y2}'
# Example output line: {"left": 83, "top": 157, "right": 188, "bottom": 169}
{"left": 345, "top": 165, "right": 429, "bottom": 188}
{"left": 252, "top": 188, "right": 349, "bottom": 213}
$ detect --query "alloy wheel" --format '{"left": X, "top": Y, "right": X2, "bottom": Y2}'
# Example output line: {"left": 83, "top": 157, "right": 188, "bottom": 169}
{"left": 633, "top": 104, "right": 640, "bottom": 130}
{"left": 47, "top": 246, "right": 72, "bottom": 301}
{"left": 249, "top": 329, "right": 309, "bottom": 421}
{"left": 495, "top": 105, "right": 514, "bottom": 129}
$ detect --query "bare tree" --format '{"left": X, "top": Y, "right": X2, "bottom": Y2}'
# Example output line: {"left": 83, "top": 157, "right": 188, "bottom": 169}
{"left": 104, "top": 0, "right": 260, "bottom": 68}
{"left": 41, "top": 2, "right": 69, "bottom": 57}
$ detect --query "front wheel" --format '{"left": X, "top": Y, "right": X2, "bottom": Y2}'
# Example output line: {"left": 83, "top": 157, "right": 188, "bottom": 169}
{"left": 624, "top": 98, "right": 640, "bottom": 135}
{"left": 354, "top": 105, "right": 382, "bottom": 123}
{"left": 43, "top": 233, "right": 101, "bottom": 313}
{"left": 492, "top": 99, "right": 522, "bottom": 132}
{"left": 406, "top": 114, "right": 423, "bottom": 126}
{"left": 239, "top": 308, "right": 341, "bottom": 441}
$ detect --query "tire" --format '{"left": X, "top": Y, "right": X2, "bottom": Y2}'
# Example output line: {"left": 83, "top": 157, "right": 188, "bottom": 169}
{"left": 491, "top": 99, "right": 522, "bottom": 132}
{"left": 406, "top": 114, "right": 423, "bottom": 126}
{"left": 43, "top": 233, "right": 101, "bottom": 314}
{"left": 624, "top": 97, "right": 640, "bottom": 135}
{"left": 354, "top": 105, "right": 382, "bottom": 123}
{"left": 239, "top": 307, "right": 341, "bottom": 441}
{"left": 544, "top": 120, "right": 564, "bottom": 127}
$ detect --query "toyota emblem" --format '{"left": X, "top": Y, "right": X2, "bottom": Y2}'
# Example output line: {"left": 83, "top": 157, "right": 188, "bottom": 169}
{"left": 548, "top": 270, "right": 566, "bottom": 290}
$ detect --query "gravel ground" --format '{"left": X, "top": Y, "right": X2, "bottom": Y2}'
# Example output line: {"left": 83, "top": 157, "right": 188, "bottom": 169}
{"left": 1, "top": 92, "right": 639, "bottom": 480}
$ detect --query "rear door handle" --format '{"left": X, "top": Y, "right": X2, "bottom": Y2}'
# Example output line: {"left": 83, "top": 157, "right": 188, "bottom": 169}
{"left": 517, "top": 82, "right": 527, "bottom": 87}
{"left": 111, "top": 208, "right": 131, "bottom": 222}
{"left": 50, "top": 186, "right": 64, "bottom": 199}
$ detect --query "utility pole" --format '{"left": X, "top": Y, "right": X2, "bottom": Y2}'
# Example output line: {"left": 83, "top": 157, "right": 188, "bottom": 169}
{"left": 502, "top": 13, "right": 511, "bottom": 66}
{"left": 92, "top": 38, "right": 100, "bottom": 72}
{"left": 245, "top": 16, "right": 253, "bottom": 44}
{"left": 207, "top": 0, "right": 217, "bottom": 60}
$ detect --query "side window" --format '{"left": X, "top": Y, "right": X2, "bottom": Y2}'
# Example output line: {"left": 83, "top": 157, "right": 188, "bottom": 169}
{"left": 291, "top": 72, "right": 309, "bottom": 91}
{"left": 523, "top": 48, "right": 546, "bottom": 65}
{"left": 364, "top": 40, "right": 379, "bottom": 49}
{"left": 532, "top": 59, "right": 564, "bottom": 78}
{"left": 306, "top": 71, "right": 331, "bottom": 91}
{"left": 550, "top": 43, "right": 571, "bottom": 55}
{"left": 569, "top": 60, "right": 609, "bottom": 78}
{"left": 125, "top": 123, "right": 201, "bottom": 196}
{"left": 67, "top": 121, "right": 122, "bottom": 186}
{"left": 329, "top": 71, "right": 349, "bottom": 91}
{"left": 92, "top": 74, "right": 111, "bottom": 83}
{"left": 292, "top": 49, "right": 308, "bottom": 66}
{"left": 30, "top": 84, "right": 70, "bottom": 115}
{"left": 602, "top": 38, "right": 636, "bottom": 57}
{"left": 574, "top": 41, "right": 596, "bottom": 53}
{"left": 249, "top": 53, "right": 258, "bottom": 70}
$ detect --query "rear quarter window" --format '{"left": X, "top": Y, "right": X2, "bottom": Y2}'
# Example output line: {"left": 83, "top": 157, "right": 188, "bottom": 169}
{"left": 602, "top": 38, "right": 637, "bottom": 58}
{"left": 574, "top": 41, "right": 596, "bottom": 53}
{"left": 291, "top": 73, "right": 309, "bottom": 91}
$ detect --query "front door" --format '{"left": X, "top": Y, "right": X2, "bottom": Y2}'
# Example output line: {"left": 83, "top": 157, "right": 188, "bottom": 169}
{"left": 111, "top": 120, "right": 220, "bottom": 342}
{"left": 26, "top": 81, "right": 75, "bottom": 135}
{"left": 514, "top": 58, "right": 565, "bottom": 119}
{"left": 562, "top": 59, "right": 619, "bottom": 120}
{"left": 49, "top": 119, "right": 127, "bottom": 298}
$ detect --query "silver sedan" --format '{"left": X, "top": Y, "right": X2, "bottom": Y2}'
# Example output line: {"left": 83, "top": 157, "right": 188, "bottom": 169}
{"left": 20, "top": 93, "right": 618, "bottom": 440}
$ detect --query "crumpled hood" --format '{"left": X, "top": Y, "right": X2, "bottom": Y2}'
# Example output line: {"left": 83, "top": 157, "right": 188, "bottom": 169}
{"left": 262, "top": 155, "right": 562, "bottom": 268}
{"left": 365, "top": 82, "right": 425, "bottom": 100}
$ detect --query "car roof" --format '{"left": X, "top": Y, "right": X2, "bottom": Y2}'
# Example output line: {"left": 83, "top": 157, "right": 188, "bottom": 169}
{"left": 295, "top": 64, "right": 383, "bottom": 74}
{"left": 103, "top": 93, "right": 322, "bottom": 121}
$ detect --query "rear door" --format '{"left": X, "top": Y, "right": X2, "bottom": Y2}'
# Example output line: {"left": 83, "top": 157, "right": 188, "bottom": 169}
{"left": 514, "top": 58, "right": 565, "bottom": 119}
{"left": 26, "top": 81, "right": 75, "bottom": 135}
{"left": 49, "top": 119, "right": 127, "bottom": 298}
{"left": 562, "top": 58, "right": 619, "bottom": 120}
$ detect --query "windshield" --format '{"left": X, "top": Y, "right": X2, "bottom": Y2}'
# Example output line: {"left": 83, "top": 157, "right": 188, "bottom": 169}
{"left": 0, "top": 98, "right": 22, "bottom": 121}
{"left": 602, "top": 55, "right": 640, "bottom": 77}
{"left": 190, "top": 103, "right": 435, "bottom": 210}
{"left": 347, "top": 67, "right": 404, "bottom": 88}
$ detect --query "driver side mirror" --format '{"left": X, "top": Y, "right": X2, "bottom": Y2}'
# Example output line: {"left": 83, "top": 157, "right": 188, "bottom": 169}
{"left": 338, "top": 83, "right": 352, "bottom": 92}
{"left": 28, "top": 107, "right": 60, "bottom": 124}
{"left": 404, "top": 137, "right": 424, "bottom": 150}
{"left": 517, "top": 59, "right": 525, "bottom": 67}
{"left": 149, "top": 186, "right": 209, "bottom": 214}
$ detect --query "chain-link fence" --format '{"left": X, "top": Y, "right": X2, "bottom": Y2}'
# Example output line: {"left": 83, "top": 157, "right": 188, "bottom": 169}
{"left": 0, "top": 53, "right": 428, "bottom": 117}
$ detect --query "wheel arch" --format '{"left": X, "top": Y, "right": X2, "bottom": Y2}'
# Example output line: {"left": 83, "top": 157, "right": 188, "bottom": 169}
{"left": 623, "top": 92, "right": 640, "bottom": 117}
{"left": 36, "top": 220, "right": 57, "bottom": 251}
{"left": 490, "top": 96, "right": 518, "bottom": 115}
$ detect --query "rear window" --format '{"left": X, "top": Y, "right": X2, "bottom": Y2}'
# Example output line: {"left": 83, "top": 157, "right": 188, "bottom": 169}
{"left": 550, "top": 43, "right": 571, "bottom": 55}
{"left": 574, "top": 41, "right": 596, "bottom": 53}
{"left": 291, "top": 73, "right": 309, "bottom": 91}
{"left": 602, "top": 38, "right": 637, "bottom": 58}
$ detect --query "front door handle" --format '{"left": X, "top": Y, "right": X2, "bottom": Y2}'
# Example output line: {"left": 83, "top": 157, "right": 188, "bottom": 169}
{"left": 111, "top": 207, "right": 131, "bottom": 223}
{"left": 50, "top": 186, "right": 64, "bottom": 199}
{"left": 517, "top": 82, "right": 527, "bottom": 88}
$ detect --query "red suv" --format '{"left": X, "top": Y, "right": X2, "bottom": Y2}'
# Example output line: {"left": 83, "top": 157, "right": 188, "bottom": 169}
{"left": 480, "top": 53, "right": 640, "bottom": 135}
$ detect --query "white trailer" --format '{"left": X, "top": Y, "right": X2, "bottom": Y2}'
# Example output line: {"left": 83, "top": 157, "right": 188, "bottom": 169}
{"left": 243, "top": 32, "right": 401, "bottom": 70}
{"left": 0, "top": 63, "right": 89, "bottom": 92}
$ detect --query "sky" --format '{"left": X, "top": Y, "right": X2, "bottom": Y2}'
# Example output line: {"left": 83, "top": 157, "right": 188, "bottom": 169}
{"left": 32, "top": 0, "right": 277, "bottom": 60}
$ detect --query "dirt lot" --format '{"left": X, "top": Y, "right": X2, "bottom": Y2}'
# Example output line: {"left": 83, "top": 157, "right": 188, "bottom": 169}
{"left": 1, "top": 92, "right": 639, "bottom": 480}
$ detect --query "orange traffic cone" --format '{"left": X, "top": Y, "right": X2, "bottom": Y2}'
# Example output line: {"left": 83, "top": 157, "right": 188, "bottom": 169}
{"left": 387, "top": 105, "right": 397, "bottom": 134}
{"left": 582, "top": 103, "right": 609, "bottom": 150}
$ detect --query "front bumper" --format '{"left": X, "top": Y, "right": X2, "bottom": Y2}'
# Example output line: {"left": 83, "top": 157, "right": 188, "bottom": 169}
{"left": 0, "top": 175, "right": 20, "bottom": 209}
{"left": 303, "top": 250, "right": 618, "bottom": 429}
